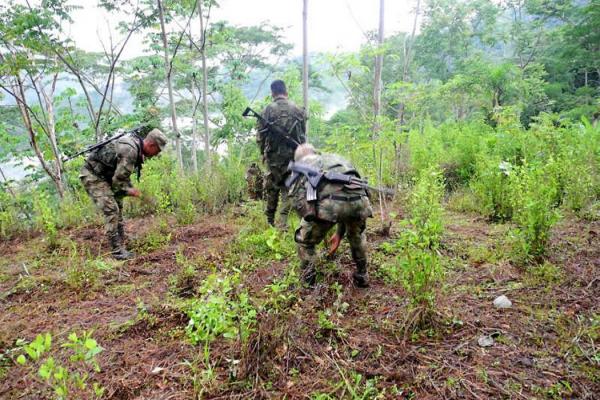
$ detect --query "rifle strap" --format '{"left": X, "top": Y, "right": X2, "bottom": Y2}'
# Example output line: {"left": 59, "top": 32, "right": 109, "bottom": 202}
{"left": 133, "top": 134, "right": 144, "bottom": 182}
{"left": 320, "top": 194, "right": 364, "bottom": 202}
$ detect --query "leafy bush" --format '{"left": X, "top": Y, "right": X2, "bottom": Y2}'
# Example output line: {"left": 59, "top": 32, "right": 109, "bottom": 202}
{"left": 0, "top": 191, "right": 23, "bottom": 239}
{"left": 131, "top": 217, "right": 172, "bottom": 253}
{"left": 394, "top": 167, "right": 445, "bottom": 330}
{"left": 33, "top": 191, "right": 59, "bottom": 247}
{"left": 186, "top": 273, "right": 256, "bottom": 346}
{"left": 16, "top": 331, "right": 104, "bottom": 399}
{"left": 58, "top": 192, "right": 96, "bottom": 229}
{"left": 508, "top": 162, "right": 561, "bottom": 263}
{"left": 471, "top": 156, "right": 513, "bottom": 221}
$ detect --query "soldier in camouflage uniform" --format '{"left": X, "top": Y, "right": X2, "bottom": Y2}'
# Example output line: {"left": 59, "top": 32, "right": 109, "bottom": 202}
{"left": 257, "top": 80, "right": 306, "bottom": 229}
{"left": 80, "top": 129, "right": 167, "bottom": 260}
{"left": 288, "top": 144, "right": 373, "bottom": 287}
{"left": 245, "top": 162, "right": 264, "bottom": 200}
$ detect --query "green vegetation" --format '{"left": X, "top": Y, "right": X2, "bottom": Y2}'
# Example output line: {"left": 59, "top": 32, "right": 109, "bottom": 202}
{"left": 0, "top": 0, "right": 598, "bottom": 398}
{"left": 16, "top": 331, "right": 104, "bottom": 399}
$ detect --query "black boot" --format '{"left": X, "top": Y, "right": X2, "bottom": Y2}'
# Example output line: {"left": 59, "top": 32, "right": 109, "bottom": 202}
{"left": 353, "top": 260, "right": 369, "bottom": 288}
{"left": 300, "top": 261, "right": 316, "bottom": 287}
{"left": 109, "top": 234, "right": 135, "bottom": 260}
{"left": 117, "top": 223, "right": 126, "bottom": 243}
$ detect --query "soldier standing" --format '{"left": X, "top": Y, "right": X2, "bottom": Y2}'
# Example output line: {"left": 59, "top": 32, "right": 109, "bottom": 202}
{"left": 245, "top": 162, "right": 264, "bottom": 200}
{"left": 80, "top": 129, "right": 167, "bottom": 260}
{"left": 257, "top": 80, "right": 306, "bottom": 229}
{"left": 287, "top": 144, "right": 373, "bottom": 287}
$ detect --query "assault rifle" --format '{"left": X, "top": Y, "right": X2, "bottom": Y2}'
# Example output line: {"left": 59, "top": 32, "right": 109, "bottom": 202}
{"left": 286, "top": 161, "right": 395, "bottom": 201}
{"left": 63, "top": 125, "right": 153, "bottom": 163}
{"left": 241, "top": 106, "right": 300, "bottom": 150}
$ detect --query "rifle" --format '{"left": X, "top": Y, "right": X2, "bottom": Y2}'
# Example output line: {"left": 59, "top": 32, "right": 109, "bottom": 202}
{"left": 242, "top": 106, "right": 300, "bottom": 150}
{"left": 286, "top": 161, "right": 396, "bottom": 200}
{"left": 62, "top": 125, "right": 152, "bottom": 163}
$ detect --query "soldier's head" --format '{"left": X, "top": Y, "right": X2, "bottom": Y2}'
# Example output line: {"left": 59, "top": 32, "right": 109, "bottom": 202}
{"left": 143, "top": 129, "right": 168, "bottom": 157}
{"left": 270, "top": 80, "right": 287, "bottom": 99}
{"left": 294, "top": 143, "right": 316, "bottom": 162}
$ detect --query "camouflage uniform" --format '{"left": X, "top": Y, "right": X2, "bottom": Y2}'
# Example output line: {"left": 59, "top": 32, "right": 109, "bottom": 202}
{"left": 257, "top": 95, "right": 306, "bottom": 227}
{"left": 79, "top": 134, "right": 144, "bottom": 256}
{"left": 288, "top": 153, "right": 373, "bottom": 286}
{"left": 245, "top": 162, "right": 264, "bottom": 200}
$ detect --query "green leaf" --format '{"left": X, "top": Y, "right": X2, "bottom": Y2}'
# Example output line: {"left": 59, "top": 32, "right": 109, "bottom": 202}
{"left": 16, "top": 354, "right": 27, "bottom": 365}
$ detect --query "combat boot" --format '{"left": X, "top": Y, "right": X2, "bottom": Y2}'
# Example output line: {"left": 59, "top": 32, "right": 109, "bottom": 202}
{"left": 276, "top": 217, "right": 288, "bottom": 232}
{"left": 353, "top": 260, "right": 369, "bottom": 288}
{"left": 109, "top": 234, "right": 135, "bottom": 260}
{"left": 117, "top": 223, "right": 126, "bottom": 243}
{"left": 300, "top": 261, "right": 317, "bottom": 287}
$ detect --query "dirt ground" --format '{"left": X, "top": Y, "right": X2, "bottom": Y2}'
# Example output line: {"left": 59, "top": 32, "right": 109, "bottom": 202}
{"left": 0, "top": 204, "right": 598, "bottom": 399}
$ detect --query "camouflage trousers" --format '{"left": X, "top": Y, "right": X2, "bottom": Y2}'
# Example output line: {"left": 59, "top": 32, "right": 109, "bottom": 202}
{"left": 80, "top": 166, "right": 124, "bottom": 240}
{"left": 294, "top": 196, "right": 371, "bottom": 281}
{"left": 263, "top": 164, "right": 291, "bottom": 227}
{"left": 246, "top": 175, "right": 263, "bottom": 200}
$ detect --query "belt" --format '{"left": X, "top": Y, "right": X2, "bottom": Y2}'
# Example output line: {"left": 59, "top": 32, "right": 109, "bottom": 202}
{"left": 320, "top": 194, "right": 364, "bottom": 202}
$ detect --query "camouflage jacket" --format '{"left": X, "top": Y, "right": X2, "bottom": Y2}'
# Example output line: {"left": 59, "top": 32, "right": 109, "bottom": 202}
{"left": 257, "top": 96, "right": 306, "bottom": 168}
{"left": 84, "top": 134, "right": 144, "bottom": 194}
{"left": 289, "top": 153, "right": 372, "bottom": 223}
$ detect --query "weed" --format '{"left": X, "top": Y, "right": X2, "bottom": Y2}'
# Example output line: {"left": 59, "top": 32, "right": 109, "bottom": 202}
{"left": 508, "top": 162, "right": 561, "bottom": 263}
{"left": 263, "top": 267, "right": 300, "bottom": 311}
{"left": 16, "top": 331, "right": 104, "bottom": 399}
{"left": 395, "top": 167, "right": 445, "bottom": 332}
{"left": 526, "top": 262, "right": 564, "bottom": 286}
{"left": 471, "top": 156, "right": 513, "bottom": 221}
{"left": 168, "top": 249, "right": 201, "bottom": 297}
{"left": 34, "top": 191, "right": 59, "bottom": 248}
{"left": 131, "top": 218, "right": 172, "bottom": 253}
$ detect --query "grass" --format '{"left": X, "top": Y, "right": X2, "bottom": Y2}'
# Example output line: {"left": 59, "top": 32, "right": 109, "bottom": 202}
{"left": 0, "top": 199, "right": 598, "bottom": 399}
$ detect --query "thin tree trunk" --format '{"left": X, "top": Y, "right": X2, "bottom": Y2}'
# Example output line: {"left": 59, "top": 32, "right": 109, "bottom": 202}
{"left": 13, "top": 77, "right": 64, "bottom": 197}
{"left": 191, "top": 79, "right": 199, "bottom": 174}
{"left": 402, "top": 0, "right": 420, "bottom": 81}
{"left": 0, "top": 165, "right": 17, "bottom": 201}
{"left": 302, "top": 0, "right": 309, "bottom": 140}
{"left": 158, "top": 0, "right": 184, "bottom": 170}
{"left": 40, "top": 72, "right": 65, "bottom": 190}
{"left": 373, "top": 0, "right": 388, "bottom": 234}
{"left": 398, "top": 0, "right": 420, "bottom": 127}
{"left": 373, "top": 0, "right": 384, "bottom": 135}
{"left": 198, "top": 0, "right": 211, "bottom": 166}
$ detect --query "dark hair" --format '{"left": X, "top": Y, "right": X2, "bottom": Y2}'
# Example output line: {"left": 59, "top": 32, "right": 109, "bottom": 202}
{"left": 270, "top": 80, "right": 287, "bottom": 96}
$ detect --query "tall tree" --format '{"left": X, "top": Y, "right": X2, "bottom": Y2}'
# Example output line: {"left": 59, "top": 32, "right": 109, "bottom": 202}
{"left": 373, "top": 0, "right": 389, "bottom": 234}
{"left": 302, "top": 0, "right": 309, "bottom": 139}
{"left": 157, "top": 0, "right": 184, "bottom": 170}
{"left": 372, "top": 0, "right": 385, "bottom": 135}
{"left": 198, "top": 0, "right": 211, "bottom": 167}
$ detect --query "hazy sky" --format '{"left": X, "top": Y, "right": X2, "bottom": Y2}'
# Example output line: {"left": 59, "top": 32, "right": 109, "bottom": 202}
{"left": 68, "top": 0, "right": 420, "bottom": 58}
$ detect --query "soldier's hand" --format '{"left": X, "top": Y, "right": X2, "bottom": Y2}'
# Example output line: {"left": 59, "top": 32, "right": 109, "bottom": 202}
{"left": 327, "top": 233, "right": 342, "bottom": 257}
{"left": 127, "top": 188, "right": 141, "bottom": 197}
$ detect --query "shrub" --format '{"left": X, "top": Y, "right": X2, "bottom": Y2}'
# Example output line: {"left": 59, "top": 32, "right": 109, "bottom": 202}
{"left": 508, "top": 162, "right": 561, "bottom": 263}
{"left": 395, "top": 167, "right": 445, "bottom": 331}
{"left": 471, "top": 156, "right": 514, "bottom": 221}
{"left": 33, "top": 191, "right": 59, "bottom": 247}
{"left": 16, "top": 331, "right": 104, "bottom": 399}
{"left": 58, "top": 192, "right": 96, "bottom": 228}
{"left": 0, "top": 191, "right": 23, "bottom": 239}
{"left": 186, "top": 274, "right": 256, "bottom": 347}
